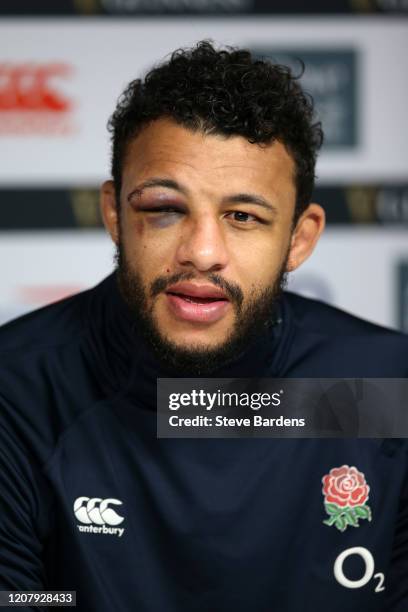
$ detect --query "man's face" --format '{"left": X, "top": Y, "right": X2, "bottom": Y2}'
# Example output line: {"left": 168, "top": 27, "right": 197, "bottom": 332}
{"left": 102, "top": 118, "right": 323, "bottom": 373}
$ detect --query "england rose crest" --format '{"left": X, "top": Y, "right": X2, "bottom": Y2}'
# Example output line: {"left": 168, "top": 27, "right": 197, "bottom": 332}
{"left": 322, "top": 465, "right": 372, "bottom": 532}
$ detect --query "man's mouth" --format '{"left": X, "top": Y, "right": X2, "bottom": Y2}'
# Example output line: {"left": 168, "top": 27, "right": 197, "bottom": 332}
{"left": 165, "top": 282, "right": 230, "bottom": 323}
{"left": 169, "top": 294, "right": 223, "bottom": 304}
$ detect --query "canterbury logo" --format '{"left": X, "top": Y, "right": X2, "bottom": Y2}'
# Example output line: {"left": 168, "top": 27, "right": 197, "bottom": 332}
{"left": 0, "top": 63, "right": 74, "bottom": 136}
{"left": 73, "top": 496, "right": 124, "bottom": 526}
{"left": 0, "top": 63, "right": 72, "bottom": 112}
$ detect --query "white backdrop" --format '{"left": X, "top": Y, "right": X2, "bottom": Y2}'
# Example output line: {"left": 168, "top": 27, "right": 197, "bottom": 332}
{"left": 0, "top": 18, "right": 407, "bottom": 184}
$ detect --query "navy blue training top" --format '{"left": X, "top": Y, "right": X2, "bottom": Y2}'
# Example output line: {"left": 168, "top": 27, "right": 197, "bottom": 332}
{"left": 0, "top": 273, "right": 408, "bottom": 611}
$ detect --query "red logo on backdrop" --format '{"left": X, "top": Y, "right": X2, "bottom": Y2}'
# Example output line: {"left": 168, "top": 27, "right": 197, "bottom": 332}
{"left": 0, "top": 63, "right": 75, "bottom": 135}
{"left": 19, "top": 285, "right": 83, "bottom": 305}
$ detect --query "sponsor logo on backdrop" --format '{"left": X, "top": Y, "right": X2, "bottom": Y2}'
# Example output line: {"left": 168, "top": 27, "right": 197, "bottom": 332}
{"left": 352, "top": 0, "right": 408, "bottom": 10}
{"left": 74, "top": 0, "right": 101, "bottom": 12}
{"left": 252, "top": 48, "right": 357, "bottom": 149}
{"left": 376, "top": 187, "right": 408, "bottom": 223}
{"left": 0, "top": 63, "right": 76, "bottom": 135}
{"left": 74, "top": 0, "right": 250, "bottom": 12}
{"left": 376, "top": 0, "right": 408, "bottom": 9}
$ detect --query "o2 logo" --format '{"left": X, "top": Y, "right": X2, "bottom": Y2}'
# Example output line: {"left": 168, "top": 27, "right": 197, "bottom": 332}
{"left": 334, "top": 547, "right": 385, "bottom": 592}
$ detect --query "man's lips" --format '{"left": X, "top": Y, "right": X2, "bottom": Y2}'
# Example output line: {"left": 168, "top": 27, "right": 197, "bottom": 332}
{"left": 164, "top": 282, "right": 230, "bottom": 323}
{"left": 166, "top": 282, "right": 229, "bottom": 300}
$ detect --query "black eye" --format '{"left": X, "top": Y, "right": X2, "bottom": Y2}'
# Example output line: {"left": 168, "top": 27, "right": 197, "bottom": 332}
{"left": 140, "top": 206, "right": 183, "bottom": 215}
{"left": 156, "top": 207, "right": 181, "bottom": 214}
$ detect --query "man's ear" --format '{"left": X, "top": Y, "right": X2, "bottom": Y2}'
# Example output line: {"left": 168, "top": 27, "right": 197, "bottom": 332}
{"left": 100, "top": 180, "right": 119, "bottom": 245}
{"left": 286, "top": 203, "right": 325, "bottom": 272}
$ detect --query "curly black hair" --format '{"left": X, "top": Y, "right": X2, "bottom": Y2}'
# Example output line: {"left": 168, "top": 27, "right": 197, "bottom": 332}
{"left": 108, "top": 40, "right": 323, "bottom": 222}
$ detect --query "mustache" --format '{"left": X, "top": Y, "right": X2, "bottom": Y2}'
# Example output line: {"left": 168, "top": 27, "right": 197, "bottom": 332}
{"left": 150, "top": 271, "right": 244, "bottom": 310}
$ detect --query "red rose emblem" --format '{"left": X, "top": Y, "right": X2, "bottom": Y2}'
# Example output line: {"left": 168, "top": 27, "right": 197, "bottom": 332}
{"left": 322, "top": 465, "right": 369, "bottom": 508}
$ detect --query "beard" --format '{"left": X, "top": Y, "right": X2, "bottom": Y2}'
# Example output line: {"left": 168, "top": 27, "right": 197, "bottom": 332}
{"left": 115, "top": 241, "right": 288, "bottom": 376}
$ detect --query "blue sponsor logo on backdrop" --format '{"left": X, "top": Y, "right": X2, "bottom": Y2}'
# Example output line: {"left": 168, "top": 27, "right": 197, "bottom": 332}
{"left": 252, "top": 48, "right": 358, "bottom": 149}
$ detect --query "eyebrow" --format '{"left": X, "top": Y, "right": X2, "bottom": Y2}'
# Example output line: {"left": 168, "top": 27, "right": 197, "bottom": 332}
{"left": 223, "top": 193, "right": 278, "bottom": 216}
{"left": 127, "top": 178, "right": 188, "bottom": 201}
{"left": 127, "top": 178, "right": 278, "bottom": 216}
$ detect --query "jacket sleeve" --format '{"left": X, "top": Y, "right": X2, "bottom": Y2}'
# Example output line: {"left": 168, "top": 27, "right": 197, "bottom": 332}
{"left": 385, "top": 457, "right": 408, "bottom": 611}
{"left": 0, "top": 397, "right": 52, "bottom": 610}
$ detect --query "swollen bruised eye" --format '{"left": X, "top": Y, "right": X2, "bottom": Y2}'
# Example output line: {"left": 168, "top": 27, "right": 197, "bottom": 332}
{"left": 148, "top": 212, "right": 182, "bottom": 229}
{"left": 129, "top": 190, "right": 184, "bottom": 209}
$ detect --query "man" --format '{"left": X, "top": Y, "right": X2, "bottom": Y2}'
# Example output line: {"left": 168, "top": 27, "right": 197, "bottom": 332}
{"left": 0, "top": 41, "right": 407, "bottom": 611}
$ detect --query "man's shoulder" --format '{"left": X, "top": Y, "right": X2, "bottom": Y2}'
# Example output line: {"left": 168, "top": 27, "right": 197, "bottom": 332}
{"left": 0, "top": 279, "right": 109, "bottom": 457}
{"left": 285, "top": 291, "right": 407, "bottom": 340}
{"left": 283, "top": 291, "right": 408, "bottom": 376}
{"left": 0, "top": 285, "right": 93, "bottom": 358}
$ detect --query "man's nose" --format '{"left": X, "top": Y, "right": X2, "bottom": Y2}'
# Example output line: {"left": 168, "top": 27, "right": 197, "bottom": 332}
{"left": 175, "top": 215, "right": 229, "bottom": 272}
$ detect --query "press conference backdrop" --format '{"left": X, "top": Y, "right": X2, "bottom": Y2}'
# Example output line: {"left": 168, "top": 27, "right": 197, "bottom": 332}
{"left": 0, "top": 4, "right": 407, "bottom": 331}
